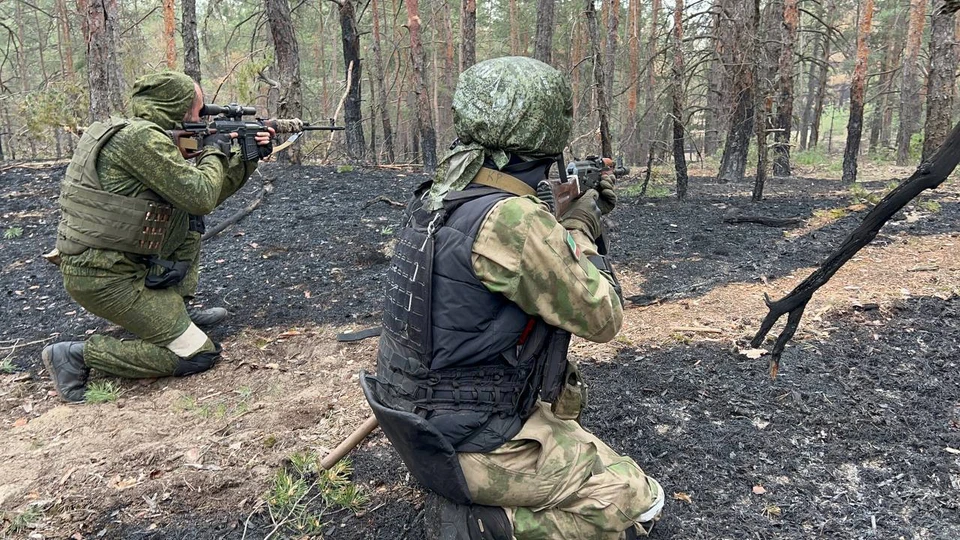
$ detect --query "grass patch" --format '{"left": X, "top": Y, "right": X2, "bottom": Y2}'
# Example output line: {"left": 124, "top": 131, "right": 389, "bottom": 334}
{"left": 919, "top": 200, "right": 942, "bottom": 213}
{"left": 0, "top": 359, "right": 16, "bottom": 374}
{"left": 84, "top": 380, "right": 123, "bottom": 404}
{"left": 4, "top": 505, "right": 42, "bottom": 535}
{"left": 813, "top": 208, "right": 848, "bottom": 222}
{"left": 3, "top": 226, "right": 23, "bottom": 240}
{"left": 266, "top": 453, "right": 368, "bottom": 536}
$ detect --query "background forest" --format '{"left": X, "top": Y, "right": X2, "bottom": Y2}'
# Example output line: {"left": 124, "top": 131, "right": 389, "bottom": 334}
{"left": 0, "top": 0, "right": 958, "bottom": 186}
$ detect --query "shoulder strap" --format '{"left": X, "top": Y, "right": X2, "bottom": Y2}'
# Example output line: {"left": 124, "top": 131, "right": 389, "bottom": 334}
{"left": 471, "top": 167, "right": 537, "bottom": 198}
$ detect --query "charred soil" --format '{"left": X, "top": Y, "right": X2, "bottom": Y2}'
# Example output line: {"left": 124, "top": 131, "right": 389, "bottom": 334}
{"left": 1, "top": 164, "right": 958, "bottom": 539}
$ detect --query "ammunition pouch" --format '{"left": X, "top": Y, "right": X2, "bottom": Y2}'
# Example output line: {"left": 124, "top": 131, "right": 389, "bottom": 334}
{"left": 361, "top": 373, "right": 474, "bottom": 504}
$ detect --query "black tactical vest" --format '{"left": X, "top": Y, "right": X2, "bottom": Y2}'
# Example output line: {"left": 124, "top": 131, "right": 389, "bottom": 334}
{"left": 375, "top": 184, "right": 560, "bottom": 453}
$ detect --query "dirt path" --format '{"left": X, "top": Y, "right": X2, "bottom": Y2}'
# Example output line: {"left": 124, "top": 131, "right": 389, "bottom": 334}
{"left": 1, "top": 164, "right": 958, "bottom": 538}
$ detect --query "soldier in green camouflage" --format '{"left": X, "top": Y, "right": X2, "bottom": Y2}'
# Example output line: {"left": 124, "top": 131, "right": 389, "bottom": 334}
{"left": 42, "top": 71, "right": 272, "bottom": 402}
{"left": 362, "top": 57, "right": 663, "bottom": 540}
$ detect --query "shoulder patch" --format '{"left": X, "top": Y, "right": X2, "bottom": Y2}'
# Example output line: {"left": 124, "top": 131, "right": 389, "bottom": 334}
{"left": 565, "top": 232, "right": 581, "bottom": 261}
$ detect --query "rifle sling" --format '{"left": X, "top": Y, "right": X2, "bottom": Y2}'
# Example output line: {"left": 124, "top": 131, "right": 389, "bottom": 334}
{"left": 471, "top": 168, "right": 537, "bottom": 198}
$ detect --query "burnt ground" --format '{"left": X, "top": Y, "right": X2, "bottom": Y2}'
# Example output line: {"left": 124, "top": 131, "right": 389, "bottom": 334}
{"left": 1, "top": 162, "right": 959, "bottom": 539}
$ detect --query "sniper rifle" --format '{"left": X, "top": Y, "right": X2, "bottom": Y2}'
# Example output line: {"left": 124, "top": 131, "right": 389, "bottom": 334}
{"left": 169, "top": 103, "right": 344, "bottom": 161}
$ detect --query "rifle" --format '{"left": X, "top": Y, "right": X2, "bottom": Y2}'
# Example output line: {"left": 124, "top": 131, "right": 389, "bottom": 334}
{"left": 538, "top": 155, "right": 629, "bottom": 218}
{"left": 169, "top": 103, "right": 344, "bottom": 161}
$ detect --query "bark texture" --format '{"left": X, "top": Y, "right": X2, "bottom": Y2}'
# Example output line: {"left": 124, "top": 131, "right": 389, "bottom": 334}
{"left": 162, "top": 0, "right": 176, "bottom": 68}
{"left": 371, "top": 0, "right": 395, "bottom": 162}
{"left": 534, "top": 0, "right": 556, "bottom": 64}
{"left": 717, "top": 0, "right": 757, "bottom": 183}
{"left": 79, "top": 0, "right": 125, "bottom": 121}
{"left": 406, "top": 0, "right": 437, "bottom": 172}
{"left": 841, "top": 0, "right": 874, "bottom": 183}
{"left": 895, "top": 0, "right": 927, "bottom": 165}
{"left": 922, "top": 10, "right": 958, "bottom": 161}
{"left": 182, "top": 0, "right": 201, "bottom": 83}
{"left": 337, "top": 0, "right": 366, "bottom": 160}
{"left": 266, "top": 0, "right": 304, "bottom": 163}
{"left": 672, "top": 0, "right": 688, "bottom": 199}
{"left": 586, "top": 0, "right": 613, "bottom": 158}
{"left": 772, "top": 0, "right": 798, "bottom": 176}
{"left": 460, "top": 0, "right": 476, "bottom": 71}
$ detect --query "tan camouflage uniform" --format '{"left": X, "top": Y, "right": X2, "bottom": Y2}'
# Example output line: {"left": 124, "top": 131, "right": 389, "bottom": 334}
{"left": 456, "top": 194, "right": 659, "bottom": 539}
{"left": 58, "top": 72, "right": 255, "bottom": 379}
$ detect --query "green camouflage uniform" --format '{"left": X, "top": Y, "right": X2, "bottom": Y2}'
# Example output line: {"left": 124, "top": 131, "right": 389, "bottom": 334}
{"left": 58, "top": 72, "right": 256, "bottom": 378}
{"left": 434, "top": 57, "right": 663, "bottom": 539}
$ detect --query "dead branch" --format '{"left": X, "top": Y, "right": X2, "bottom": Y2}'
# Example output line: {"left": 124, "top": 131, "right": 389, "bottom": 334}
{"left": 202, "top": 179, "right": 274, "bottom": 241}
{"left": 723, "top": 216, "right": 802, "bottom": 227}
{"left": 751, "top": 119, "right": 960, "bottom": 378}
{"left": 362, "top": 195, "right": 405, "bottom": 209}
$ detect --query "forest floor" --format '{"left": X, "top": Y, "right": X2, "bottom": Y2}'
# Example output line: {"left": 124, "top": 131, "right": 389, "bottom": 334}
{"left": 1, "top": 160, "right": 959, "bottom": 539}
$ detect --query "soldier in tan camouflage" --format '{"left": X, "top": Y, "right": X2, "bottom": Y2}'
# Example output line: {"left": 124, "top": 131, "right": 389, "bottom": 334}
{"left": 362, "top": 56, "right": 663, "bottom": 539}
{"left": 42, "top": 71, "right": 273, "bottom": 402}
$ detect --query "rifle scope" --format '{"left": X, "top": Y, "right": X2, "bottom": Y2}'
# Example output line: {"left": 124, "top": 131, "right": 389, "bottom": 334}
{"left": 199, "top": 103, "right": 257, "bottom": 118}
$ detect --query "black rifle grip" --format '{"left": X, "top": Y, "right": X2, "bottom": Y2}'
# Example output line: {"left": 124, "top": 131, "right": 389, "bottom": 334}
{"left": 241, "top": 132, "right": 260, "bottom": 162}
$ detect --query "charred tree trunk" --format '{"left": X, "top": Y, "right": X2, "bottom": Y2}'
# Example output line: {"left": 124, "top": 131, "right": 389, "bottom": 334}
{"left": 895, "top": 0, "right": 926, "bottom": 165}
{"left": 586, "top": 0, "right": 613, "bottom": 158}
{"left": 753, "top": 119, "right": 960, "bottom": 377}
{"left": 266, "top": 0, "right": 304, "bottom": 163}
{"left": 717, "top": 0, "right": 756, "bottom": 183}
{"left": 534, "top": 0, "right": 556, "bottom": 65}
{"left": 406, "top": 0, "right": 437, "bottom": 172}
{"left": 371, "top": 0, "right": 395, "bottom": 162}
{"left": 162, "top": 0, "right": 176, "bottom": 68}
{"left": 704, "top": 3, "right": 722, "bottom": 156}
{"left": 753, "top": 0, "right": 772, "bottom": 200}
{"left": 841, "top": 0, "right": 874, "bottom": 183}
{"left": 922, "top": 10, "right": 958, "bottom": 161}
{"left": 772, "top": 0, "right": 798, "bottom": 176}
{"left": 337, "top": 0, "right": 365, "bottom": 160}
{"left": 460, "top": 0, "right": 476, "bottom": 71}
{"left": 79, "top": 0, "right": 125, "bottom": 121}
{"left": 672, "top": 0, "right": 688, "bottom": 199}
{"left": 183, "top": 0, "right": 201, "bottom": 83}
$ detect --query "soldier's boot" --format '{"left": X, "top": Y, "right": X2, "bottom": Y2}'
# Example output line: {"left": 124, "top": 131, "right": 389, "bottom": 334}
{"left": 41, "top": 342, "right": 89, "bottom": 403}
{"left": 187, "top": 307, "right": 228, "bottom": 328}
{"left": 424, "top": 492, "right": 512, "bottom": 540}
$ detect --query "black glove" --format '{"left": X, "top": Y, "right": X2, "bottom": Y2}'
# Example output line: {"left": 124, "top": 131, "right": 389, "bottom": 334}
{"left": 560, "top": 189, "right": 602, "bottom": 240}
{"left": 597, "top": 174, "right": 617, "bottom": 215}
{"left": 144, "top": 259, "right": 191, "bottom": 289}
{"left": 201, "top": 132, "right": 233, "bottom": 155}
{"left": 258, "top": 138, "right": 273, "bottom": 160}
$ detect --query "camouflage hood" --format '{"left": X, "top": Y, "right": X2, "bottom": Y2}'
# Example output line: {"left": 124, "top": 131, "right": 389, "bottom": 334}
{"left": 427, "top": 56, "right": 573, "bottom": 209}
{"left": 129, "top": 72, "right": 197, "bottom": 130}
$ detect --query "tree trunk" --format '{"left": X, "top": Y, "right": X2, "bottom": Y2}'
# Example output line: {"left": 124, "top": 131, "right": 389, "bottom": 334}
{"left": 672, "top": 0, "right": 688, "bottom": 199}
{"left": 509, "top": 0, "right": 520, "bottom": 55}
{"left": 841, "top": 0, "right": 875, "bottom": 183}
{"left": 338, "top": 0, "right": 366, "bottom": 160}
{"left": 78, "top": 0, "right": 125, "bottom": 121}
{"left": 922, "top": 10, "right": 958, "bottom": 161}
{"left": 586, "top": 0, "right": 613, "bottom": 158}
{"left": 162, "top": 0, "right": 176, "bottom": 68}
{"left": 406, "top": 0, "right": 437, "bottom": 172}
{"left": 371, "top": 0, "right": 395, "bottom": 162}
{"left": 772, "top": 0, "right": 798, "bottom": 176}
{"left": 534, "top": 0, "right": 556, "bottom": 65}
{"left": 266, "top": 0, "right": 304, "bottom": 163}
{"left": 460, "top": 0, "right": 476, "bottom": 71}
{"left": 809, "top": 18, "right": 831, "bottom": 150}
{"left": 182, "top": 0, "right": 201, "bottom": 83}
{"left": 798, "top": 28, "right": 821, "bottom": 151}
{"left": 717, "top": 0, "right": 756, "bottom": 183}
{"left": 704, "top": 2, "right": 722, "bottom": 156}
{"left": 604, "top": 0, "right": 620, "bottom": 103}
{"left": 623, "top": 0, "right": 642, "bottom": 163}
{"left": 640, "top": 0, "right": 661, "bottom": 161}
{"left": 868, "top": 25, "right": 899, "bottom": 153}
{"left": 895, "top": 0, "right": 927, "bottom": 165}
{"left": 57, "top": 0, "right": 75, "bottom": 78}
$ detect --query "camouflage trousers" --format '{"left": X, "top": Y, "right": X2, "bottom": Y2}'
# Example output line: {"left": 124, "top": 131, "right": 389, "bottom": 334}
{"left": 458, "top": 402, "right": 661, "bottom": 539}
{"left": 60, "top": 232, "right": 214, "bottom": 379}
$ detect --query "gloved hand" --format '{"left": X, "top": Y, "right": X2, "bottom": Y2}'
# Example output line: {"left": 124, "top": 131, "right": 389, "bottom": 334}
{"left": 597, "top": 173, "right": 617, "bottom": 215}
{"left": 560, "top": 189, "right": 602, "bottom": 240}
{"left": 201, "top": 132, "right": 233, "bottom": 154}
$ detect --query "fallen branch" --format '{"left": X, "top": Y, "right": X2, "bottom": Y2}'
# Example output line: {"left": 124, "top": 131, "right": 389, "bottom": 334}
{"left": 362, "top": 196, "right": 405, "bottom": 209}
{"left": 202, "top": 181, "right": 274, "bottom": 241}
{"left": 751, "top": 119, "right": 960, "bottom": 378}
{"left": 671, "top": 326, "right": 723, "bottom": 334}
{"left": 723, "top": 215, "right": 802, "bottom": 227}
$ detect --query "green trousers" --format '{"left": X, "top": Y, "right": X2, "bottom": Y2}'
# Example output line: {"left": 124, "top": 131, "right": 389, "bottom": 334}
{"left": 60, "top": 232, "right": 214, "bottom": 379}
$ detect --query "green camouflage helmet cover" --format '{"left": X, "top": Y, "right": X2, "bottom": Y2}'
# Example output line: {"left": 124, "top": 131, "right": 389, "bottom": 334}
{"left": 427, "top": 56, "right": 573, "bottom": 209}
{"left": 129, "top": 71, "right": 198, "bottom": 130}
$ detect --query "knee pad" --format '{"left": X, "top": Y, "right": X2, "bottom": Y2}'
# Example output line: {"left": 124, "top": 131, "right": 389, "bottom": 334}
{"left": 174, "top": 342, "right": 222, "bottom": 376}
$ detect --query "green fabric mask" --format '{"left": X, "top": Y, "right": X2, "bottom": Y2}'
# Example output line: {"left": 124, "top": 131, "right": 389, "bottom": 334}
{"left": 129, "top": 72, "right": 198, "bottom": 130}
{"left": 427, "top": 56, "right": 573, "bottom": 210}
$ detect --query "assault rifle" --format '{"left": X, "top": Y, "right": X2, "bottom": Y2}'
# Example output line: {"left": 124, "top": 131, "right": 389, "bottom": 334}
{"left": 538, "top": 155, "right": 629, "bottom": 218}
{"left": 169, "top": 103, "right": 344, "bottom": 161}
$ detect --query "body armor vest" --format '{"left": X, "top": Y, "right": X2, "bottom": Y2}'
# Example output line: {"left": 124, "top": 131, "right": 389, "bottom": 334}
{"left": 56, "top": 117, "right": 173, "bottom": 256}
{"left": 375, "top": 185, "right": 565, "bottom": 453}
